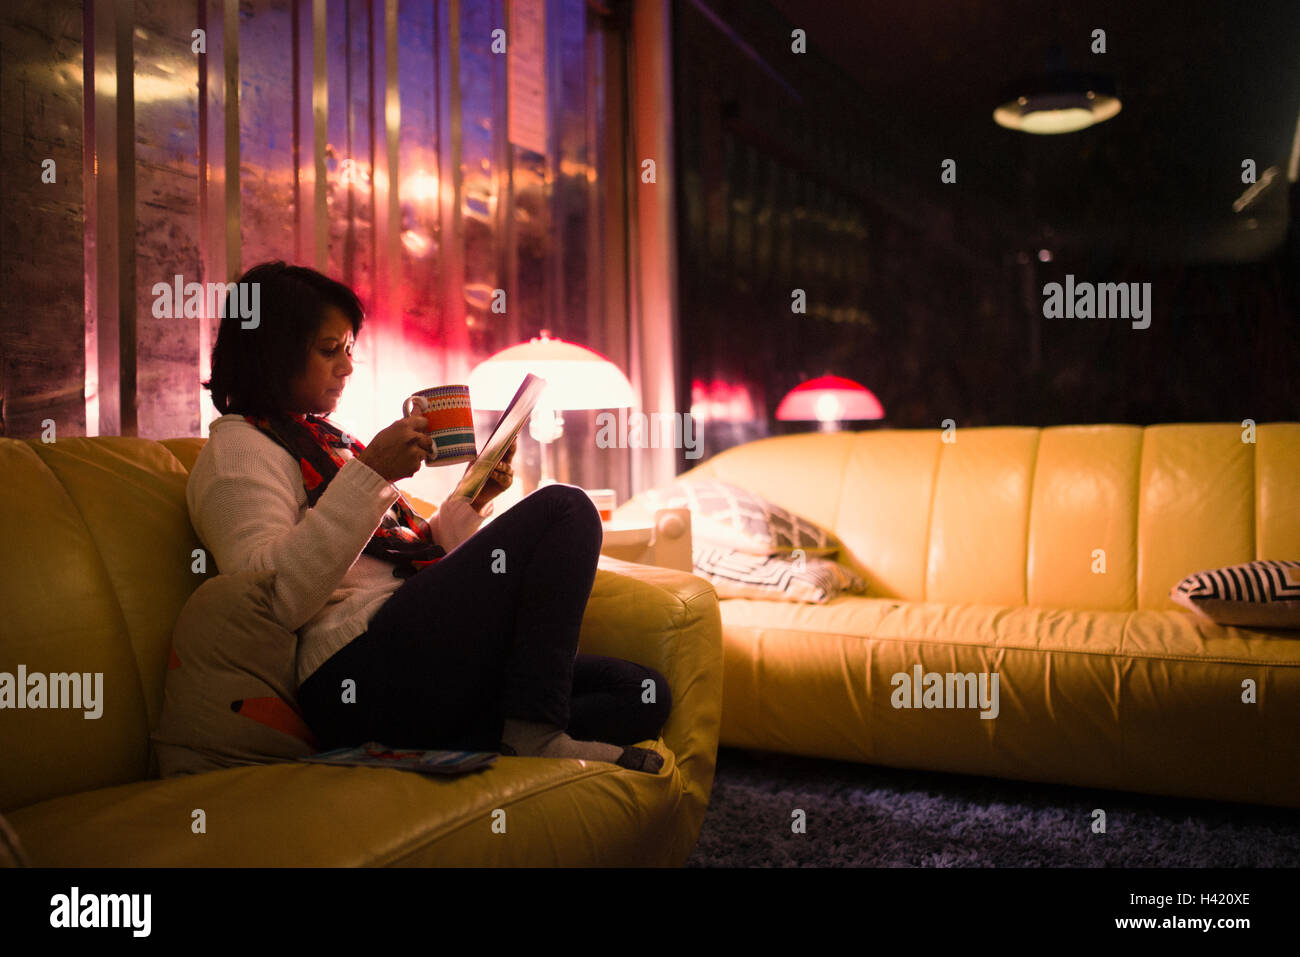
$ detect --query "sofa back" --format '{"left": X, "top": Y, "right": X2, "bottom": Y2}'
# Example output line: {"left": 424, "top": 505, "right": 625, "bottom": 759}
{"left": 0, "top": 436, "right": 207, "bottom": 812}
{"left": 678, "top": 423, "right": 1300, "bottom": 613}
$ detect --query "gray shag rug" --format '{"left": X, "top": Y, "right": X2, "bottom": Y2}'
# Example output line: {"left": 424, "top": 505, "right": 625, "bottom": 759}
{"left": 685, "top": 747, "right": 1300, "bottom": 867}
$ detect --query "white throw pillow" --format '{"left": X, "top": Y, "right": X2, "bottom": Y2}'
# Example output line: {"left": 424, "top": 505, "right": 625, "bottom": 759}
{"left": 616, "top": 479, "right": 841, "bottom": 557}
{"left": 691, "top": 544, "right": 867, "bottom": 603}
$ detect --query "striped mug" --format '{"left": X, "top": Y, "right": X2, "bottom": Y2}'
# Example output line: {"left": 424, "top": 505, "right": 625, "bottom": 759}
{"left": 402, "top": 385, "right": 477, "bottom": 466}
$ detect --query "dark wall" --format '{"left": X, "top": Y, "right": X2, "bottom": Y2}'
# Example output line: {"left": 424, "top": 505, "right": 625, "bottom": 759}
{"left": 0, "top": 1, "right": 85, "bottom": 439}
{"left": 672, "top": 0, "right": 1300, "bottom": 461}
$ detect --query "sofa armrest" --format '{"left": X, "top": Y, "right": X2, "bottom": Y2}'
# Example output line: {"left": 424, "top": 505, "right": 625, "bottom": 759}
{"left": 580, "top": 556, "right": 723, "bottom": 863}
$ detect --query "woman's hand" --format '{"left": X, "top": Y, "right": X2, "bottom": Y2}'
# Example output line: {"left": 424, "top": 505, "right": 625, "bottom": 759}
{"left": 357, "top": 415, "right": 434, "bottom": 483}
{"left": 471, "top": 437, "right": 516, "bottom": 511}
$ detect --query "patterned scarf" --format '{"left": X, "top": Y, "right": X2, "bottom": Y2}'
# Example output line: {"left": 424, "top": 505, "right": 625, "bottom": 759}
{"left": 244, "top": 411, "right": 446, "bottom": 580}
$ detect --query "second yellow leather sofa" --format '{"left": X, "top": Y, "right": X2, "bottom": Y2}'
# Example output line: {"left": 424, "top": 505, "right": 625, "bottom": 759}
{"left": 673, "top": 422, "right": 1300, "bottom": 808}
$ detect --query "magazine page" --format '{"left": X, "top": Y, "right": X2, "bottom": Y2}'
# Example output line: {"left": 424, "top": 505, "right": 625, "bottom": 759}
{"left": 452, "top": 373, "right": 548, "bottom": 502}
{"left": 298, "top": 742, "right": 499, "bottom": 775}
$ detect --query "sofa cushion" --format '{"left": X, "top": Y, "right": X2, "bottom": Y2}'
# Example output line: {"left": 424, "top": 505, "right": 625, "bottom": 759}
{"left": 150, "top": 571, "right": 319, "bottom": 775}
{"left": 691, "top": 544, "right": 866, "bottom": 603}
{"left": 618, "top": 478, "right": 843, "bottom": 556}
{"left": 714, "top": 594, "right": 1300, "bottom": 806}
{"left": 0, "top": 438, "right": 178, "bottom": 809}
{"left": 5, "top": 745, "right": 678, "bottom": 866}
{"left": 1170, "top": 559, "right": 1300, "bottom": 629}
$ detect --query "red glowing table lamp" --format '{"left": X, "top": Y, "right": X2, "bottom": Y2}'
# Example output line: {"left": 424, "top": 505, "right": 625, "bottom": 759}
{"left": 774, "top": 375, "right": 885, "bottom": 432}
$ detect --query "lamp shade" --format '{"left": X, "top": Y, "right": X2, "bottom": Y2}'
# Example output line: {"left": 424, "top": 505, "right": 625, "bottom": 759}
{"left": 775, "top": 375, "right": 884, "bottom": 423}
{"left": 993, "top": 71, "right": 1121, "bottom": 134}
{"left": 467, "top": 330, "right": 636, "bottom": 411}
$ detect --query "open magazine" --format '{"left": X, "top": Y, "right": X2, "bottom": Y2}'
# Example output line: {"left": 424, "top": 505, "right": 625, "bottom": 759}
{"left": 298, "top": 742, "right": 499, "bottom": 776}
{"left": 452, "top": 373, "right": 548, "bottom": 502}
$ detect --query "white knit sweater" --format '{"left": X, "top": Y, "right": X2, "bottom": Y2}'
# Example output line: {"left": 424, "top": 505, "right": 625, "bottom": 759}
{"left": 186, "top": 414, "right": 493, "bottom": 686}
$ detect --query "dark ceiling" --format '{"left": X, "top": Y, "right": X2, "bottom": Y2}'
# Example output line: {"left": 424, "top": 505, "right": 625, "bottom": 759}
{"left": 762, "top": 0, "right": 1300, "bottom": 262}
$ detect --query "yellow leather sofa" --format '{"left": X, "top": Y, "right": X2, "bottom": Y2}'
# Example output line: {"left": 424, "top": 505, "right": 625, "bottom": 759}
{"left": 674, "top": 423, "right": 1300, "bottom": 808}
{"left": 0, "top": 436, "right": 723, "bottom": 866}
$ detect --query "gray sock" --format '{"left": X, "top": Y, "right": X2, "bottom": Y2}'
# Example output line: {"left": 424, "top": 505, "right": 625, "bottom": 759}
{"left": 500, "top": 717, "right": 623, "bottom": 763}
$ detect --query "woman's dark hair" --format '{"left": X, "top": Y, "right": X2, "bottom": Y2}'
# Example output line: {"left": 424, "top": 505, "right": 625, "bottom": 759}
{"left": 203, "top": 261, "right": 364, "bottom": 415}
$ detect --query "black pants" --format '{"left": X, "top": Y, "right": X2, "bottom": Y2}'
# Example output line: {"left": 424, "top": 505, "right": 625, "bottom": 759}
{"left": 298, "top": 483, "right": 672, "bottom": 752}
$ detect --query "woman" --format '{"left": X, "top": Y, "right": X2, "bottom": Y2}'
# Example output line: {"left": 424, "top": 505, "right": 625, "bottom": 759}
{"left": 187, "top": 260, "right": 669, "bottom": 773}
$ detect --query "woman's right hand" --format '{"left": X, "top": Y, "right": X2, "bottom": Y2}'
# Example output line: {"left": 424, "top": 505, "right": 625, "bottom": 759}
{"left": 356, "top": 415, "right": 433, "bottom": 483}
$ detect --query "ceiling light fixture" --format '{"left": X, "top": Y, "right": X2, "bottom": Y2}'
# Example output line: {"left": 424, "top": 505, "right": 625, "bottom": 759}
{"left": 993, "top": 72, "right": 1121, "bottom": 135}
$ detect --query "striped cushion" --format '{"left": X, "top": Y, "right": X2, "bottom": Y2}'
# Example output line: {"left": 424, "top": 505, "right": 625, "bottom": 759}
{"left": 617, "top": 479, "right": 842, "bottom": 557}
{"left": 1170, "top": 560, "right": 1300, "bottom": 629}
{"left": 691, "top": 544, "right": 867, "bottom": 603}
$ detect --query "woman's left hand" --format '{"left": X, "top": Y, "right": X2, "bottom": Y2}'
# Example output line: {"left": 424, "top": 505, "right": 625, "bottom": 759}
{"left": 471, "top": 437, "right": 516, "bottom": 511}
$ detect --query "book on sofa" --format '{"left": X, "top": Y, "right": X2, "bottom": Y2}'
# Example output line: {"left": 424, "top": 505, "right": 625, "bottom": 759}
{"left": 297, "top": 742, "right": 499, "bottom": 775}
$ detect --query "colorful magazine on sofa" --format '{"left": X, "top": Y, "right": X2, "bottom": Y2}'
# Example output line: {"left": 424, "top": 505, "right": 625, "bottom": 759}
{"left": 298, "top": 742, "right": 498, "bottom": 775}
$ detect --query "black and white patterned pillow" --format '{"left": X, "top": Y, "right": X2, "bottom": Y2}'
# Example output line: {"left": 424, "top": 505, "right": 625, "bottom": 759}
{"left": 1170, "top": 560, "right": 1300, "bottom": 629}
{"left": 617, "top": 479, "right": 842, "bottom": 556}
{"left": 691, "top": 544, "right": 867, "bottom": 603}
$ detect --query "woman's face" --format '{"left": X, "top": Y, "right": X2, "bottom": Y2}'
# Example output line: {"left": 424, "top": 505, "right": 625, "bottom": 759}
{"left": 286, "top": 307, "right": 355, "bottom": 415}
